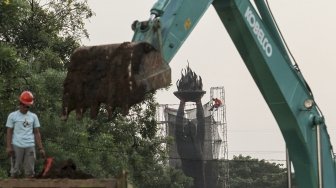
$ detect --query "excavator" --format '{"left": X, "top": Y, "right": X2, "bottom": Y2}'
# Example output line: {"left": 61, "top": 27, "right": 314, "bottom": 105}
{"left": 61, "top": 0, "right": 336, "bottom": 187}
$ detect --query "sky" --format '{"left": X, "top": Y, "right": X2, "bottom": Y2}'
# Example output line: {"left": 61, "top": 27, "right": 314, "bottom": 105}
{"left": 83, "top": 0, "right": 336, "bottom": 163}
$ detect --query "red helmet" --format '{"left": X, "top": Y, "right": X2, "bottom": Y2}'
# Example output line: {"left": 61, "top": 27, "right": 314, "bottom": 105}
{"left": 19, "top": 91, "right": 34, "bottom": 106}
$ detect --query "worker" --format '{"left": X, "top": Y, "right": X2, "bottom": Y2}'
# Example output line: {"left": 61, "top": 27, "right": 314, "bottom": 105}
{"left": 209, "top": 98, "right": 222, "bottom": 111}
{"left": 5, "top": 91, "right": 46, "bottom": 178}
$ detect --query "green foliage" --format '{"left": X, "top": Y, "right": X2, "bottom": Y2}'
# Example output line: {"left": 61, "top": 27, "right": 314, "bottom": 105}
{"left": 0, "top": 0, "right": 30, "bottom": 43}
{"left": 227, "top": 155, "right": 288, "bottom": 188}
{"left": 0, "top": 43, "right": 19, "bottom": 74}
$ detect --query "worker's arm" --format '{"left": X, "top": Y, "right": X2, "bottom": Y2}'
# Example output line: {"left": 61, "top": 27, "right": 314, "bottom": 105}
{"left": 34, "top": 128, "right": 46, "bottom": 158}
{"left": 6, "top": 128, "right": 13, "bottom": 157}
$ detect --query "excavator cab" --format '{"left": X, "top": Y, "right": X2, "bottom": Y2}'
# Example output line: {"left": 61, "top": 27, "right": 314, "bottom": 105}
{"left": 61, "top": 20, "right": 171, "bottom": 120}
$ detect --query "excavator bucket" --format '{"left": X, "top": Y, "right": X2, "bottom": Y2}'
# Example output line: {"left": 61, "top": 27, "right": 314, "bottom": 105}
{"left": 61, "top": 42, "right": 171, "bottom": 120}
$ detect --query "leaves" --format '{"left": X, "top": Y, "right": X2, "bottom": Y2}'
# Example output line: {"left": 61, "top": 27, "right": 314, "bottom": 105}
{"left": 227, "top": 155, "right": 288, "bottom": 188}
{"left": 0, "top": 43, "right": 19, "bottom": 74}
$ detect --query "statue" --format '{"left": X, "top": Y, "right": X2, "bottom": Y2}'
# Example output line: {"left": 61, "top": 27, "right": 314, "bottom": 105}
{"left": 174, "top": 64, "right": 206, "bottom": 188}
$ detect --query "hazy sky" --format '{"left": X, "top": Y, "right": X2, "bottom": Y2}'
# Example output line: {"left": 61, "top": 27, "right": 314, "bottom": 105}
{"left": 83, "top": 0, "right": 336, "bottom": 163}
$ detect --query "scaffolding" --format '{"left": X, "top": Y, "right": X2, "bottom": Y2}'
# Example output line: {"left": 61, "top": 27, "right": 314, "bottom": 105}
{"left": 156, "top": 86, "right": 230, "bottom": 187}
{"left": 210, "top": 86, "right": 229, "bottom": 188}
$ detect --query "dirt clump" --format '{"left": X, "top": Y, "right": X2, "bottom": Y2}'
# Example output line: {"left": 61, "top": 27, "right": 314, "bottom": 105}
{"left": 61, "top": 42, "right": 171, "bottom": 120}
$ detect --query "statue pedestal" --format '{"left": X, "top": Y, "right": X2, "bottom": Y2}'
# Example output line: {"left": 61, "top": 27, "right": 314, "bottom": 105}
{"left": 174, "top": 90, "right": 206, "bottom": 102}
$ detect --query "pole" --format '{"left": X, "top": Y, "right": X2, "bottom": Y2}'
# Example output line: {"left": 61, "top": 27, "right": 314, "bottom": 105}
{"left": 286, "top": 147, "right": 292, "bottom": 188}
{"left": 316, "top": 124, "right": 323, "bottom": 188}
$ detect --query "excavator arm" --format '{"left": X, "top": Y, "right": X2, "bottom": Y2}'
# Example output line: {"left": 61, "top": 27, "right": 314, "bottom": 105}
{"left": 212, "top": 1, "right": 336, "bottom": 187}
{"left": 62, "top": 1, "right": 336, "bottom": 187}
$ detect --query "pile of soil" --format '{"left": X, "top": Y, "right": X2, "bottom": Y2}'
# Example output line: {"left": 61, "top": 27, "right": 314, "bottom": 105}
{"left": 36, "top": 158, "right": 94, "bottom": 179}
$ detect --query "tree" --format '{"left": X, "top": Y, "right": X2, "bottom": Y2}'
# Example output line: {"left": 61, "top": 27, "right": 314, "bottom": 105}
{"left": 225, "top": 155, "right": 288, "bottom": 188}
